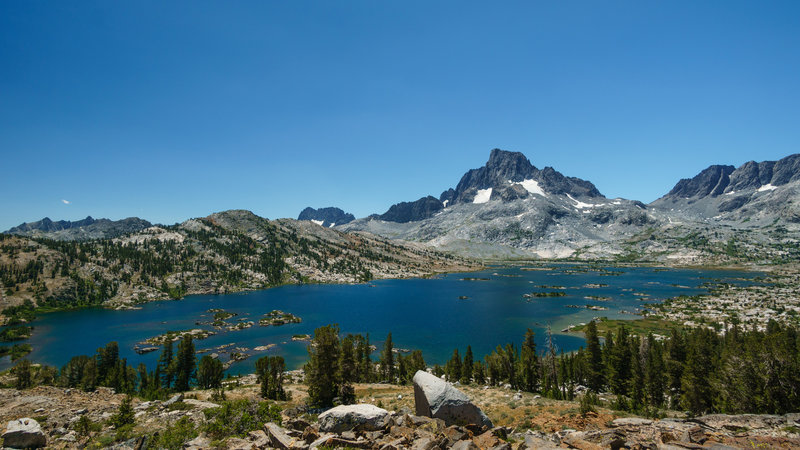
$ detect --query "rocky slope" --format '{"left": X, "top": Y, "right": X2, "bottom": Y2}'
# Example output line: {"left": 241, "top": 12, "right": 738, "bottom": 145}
{"left": 5, "top": 217, "right": 152, "bottom": 241}
{"left": 650, "top": 154, "right": 800, "bottom": 225}
{"left": 2, "top": 374, "right": 799, "bottom": 449}
{"left": 0, "top": 210, "right": 477, "bottom": 313}
{"left": 297, "top": 207, "right": 355, "bottom": 227}
{"left": 341, "top": 149, "right": 658, "bottom": 260}
{"left": 339, "top": 149, "right": 800, "bottom": 263}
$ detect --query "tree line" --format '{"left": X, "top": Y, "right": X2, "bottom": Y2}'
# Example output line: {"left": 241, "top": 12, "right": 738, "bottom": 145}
{"left": 11, "top": 336, "right": 288, "bottom": 403}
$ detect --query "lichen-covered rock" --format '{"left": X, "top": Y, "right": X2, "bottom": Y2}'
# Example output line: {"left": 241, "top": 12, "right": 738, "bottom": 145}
{"left": 318, "top": 404, "right": 390, "bottom": 433}
{"left": 412, "top": 370, "right": 493, "bottom": 429}
{"left": 2, "top": 418, "right": 47, "bottom": 449}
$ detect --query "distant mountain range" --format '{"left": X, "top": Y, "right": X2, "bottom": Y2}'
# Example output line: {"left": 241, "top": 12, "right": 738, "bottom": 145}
{"left": 6, "top": 149, "right": 800, "bottom": 264}
{"left": 6, "top": 216, "right": 152, "bottom": 240}
{"left": 330, "top": 149, "right": 800, "bottom": 262}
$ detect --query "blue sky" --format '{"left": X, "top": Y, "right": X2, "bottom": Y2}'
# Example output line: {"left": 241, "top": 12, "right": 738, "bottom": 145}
{"left": 2, "top": 1, "right": 799, "bottom": 230}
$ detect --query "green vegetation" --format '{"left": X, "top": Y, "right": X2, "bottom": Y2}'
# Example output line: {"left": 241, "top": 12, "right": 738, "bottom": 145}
{"left": 571, "top": 316, "right": 682, "bottom": 337}
{"left": 0, "top": 325, "right": 33, "bottom": 342}
{"left": 460, "top": 319, "right": 800, "bottom": 416}
{"left": 0, "top": 343, "right": 32, "bottom": 360}
{"left": 259, "top": 310, "right": 301, "bottom": 326}
{"left": 202, "top": 399, "right": 282, "bottom": 439}
{"left": 304, "top": 325, "right": 378, "bottom": 407}
{"left": 256, "top": 355, "right": 288, "bottom": 400}
{"left": 197, "top": 355, "right": 224, "bottom": 389}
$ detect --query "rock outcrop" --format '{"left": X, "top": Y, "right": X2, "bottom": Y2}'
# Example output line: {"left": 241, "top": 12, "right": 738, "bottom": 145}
{"left": 412, "top": 370, "right": 493, "bottom": 430}
{"left": 2, "top": 418, "right": 47, "bottom": 449}
{"left": 318, "top": 404, "right": 391, "bottom": 433}
{"left": 377, "top": 196, "right": 444, "bottom": 223}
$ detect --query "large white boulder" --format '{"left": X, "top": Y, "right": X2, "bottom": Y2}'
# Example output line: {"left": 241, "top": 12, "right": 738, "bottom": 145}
{"left": 2, "top": 418, "right": 47, "bottom": 449}
{"left": 318, "top": 404, "right": 391, "bottom": 433}
{"left": 413, "top": 370, "right": 493, "bottom": 429}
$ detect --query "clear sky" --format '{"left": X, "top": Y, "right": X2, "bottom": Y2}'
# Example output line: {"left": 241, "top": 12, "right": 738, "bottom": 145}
{"left": 2, "top": 1, "right": 799, "bottom": 230}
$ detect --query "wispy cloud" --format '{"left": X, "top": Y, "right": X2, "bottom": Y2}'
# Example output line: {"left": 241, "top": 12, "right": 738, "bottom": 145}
{"left": 61, "top": 199, "right": 71, "bottom": 205}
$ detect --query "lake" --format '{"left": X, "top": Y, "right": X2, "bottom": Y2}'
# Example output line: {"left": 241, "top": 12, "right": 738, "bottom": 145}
{"left": 0, "top": 264, "right": 760, "bottom": 375}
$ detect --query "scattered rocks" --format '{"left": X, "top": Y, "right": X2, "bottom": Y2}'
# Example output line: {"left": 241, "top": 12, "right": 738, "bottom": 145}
{"left": 2, "top": 418, "right": 47, "bottom": 449}
{"left": 412, "top": 370, "right": 493, "bottom": 430}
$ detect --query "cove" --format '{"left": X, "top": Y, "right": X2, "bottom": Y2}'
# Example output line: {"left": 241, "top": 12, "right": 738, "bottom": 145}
{"left": 0, "top": 264, "right": 760, "bottom": 375}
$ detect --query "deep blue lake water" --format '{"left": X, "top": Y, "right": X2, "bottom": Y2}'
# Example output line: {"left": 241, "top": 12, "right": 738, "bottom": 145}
{"left": 0, "top": 264, "right": 760, "bottom": 375}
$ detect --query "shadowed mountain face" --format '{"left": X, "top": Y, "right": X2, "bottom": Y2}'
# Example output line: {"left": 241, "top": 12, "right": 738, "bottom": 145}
{"left": 450, "top": 149, "right": 602, "bottom": 204}
{"left": 5, "top": 216, "right": 152, "bottom": 240}
{"left": 371, "top": 149, "right": 604, "bottom": 223}
{"left": 298, "top": 207, "right": 355, "bottom": 227}
{"left": 650, "top": 154, "right": 800, "bottom": 222}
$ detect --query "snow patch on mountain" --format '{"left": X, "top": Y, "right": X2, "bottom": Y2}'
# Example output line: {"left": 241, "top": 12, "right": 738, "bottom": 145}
{"left": 510, "top": 179, "right": 546, "bottom": 196}
{"left": 758, "top": 184, "right": 778, "bottom": 192}
{"left": 473, "top": 188, "right": 493, "bottom": 204}
{"left": 311, "top": 220, "right": 324, "bottom": 226}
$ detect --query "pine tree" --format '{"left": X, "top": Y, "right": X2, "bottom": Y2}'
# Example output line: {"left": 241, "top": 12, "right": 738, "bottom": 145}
{"left": 380, "top": 333, "right": 395, "bottom": 382}
{"left": 461, "top": 346, "right": 474, "bottom": 385}
{"left": 258, "top": 355, "right": 287, "bottom": 400}
{"left": 446, "top": 349, "right": 462, "bottom": 382}
{"left": 608, "top": 326, "right": 631, "bottom": 397}
{"left": 305, "top": 325, "right": 341, "bottom": 407}
{"left": 629, "top": 338, "right": 646, "bottom": 411}
{"left": 473, "top": 361, "right": 486, "bottom": 385}
{"left": 585, "top": 321, "right": 604, "bottom": 393}
{"left": 14, "top": 359, "right": 32, "bottom": 389}
{"left": 173, "top": 336, "right": 196, "bottom": 392}
{"left": 644, "top": 334, "right": 665, "bottom": 408}
{"left": 158, "top": 340, "right": 175, "bottom": 390}
{"left": 339, "top": 335, "right": 357, "bottom": 385}
{"left": 197, "top": 355, "right": 224, "bottom": 389}
{"left": 681, "top": 328, "right": 715, "bottom": 416}
{"left": 520, "top": 329, "right": 538, "bottom": 393}
{"left": 665, "top": 328, "right": 686, "bottom": 409}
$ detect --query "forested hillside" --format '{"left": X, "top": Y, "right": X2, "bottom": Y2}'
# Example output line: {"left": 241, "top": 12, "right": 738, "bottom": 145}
{"left": 0, "top": 210, "right": 476, "bottom": 316}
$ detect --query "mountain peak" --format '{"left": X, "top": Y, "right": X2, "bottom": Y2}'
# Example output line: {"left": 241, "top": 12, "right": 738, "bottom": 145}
{"left": 298, "top": 207, "right": 355, "bottom": 227}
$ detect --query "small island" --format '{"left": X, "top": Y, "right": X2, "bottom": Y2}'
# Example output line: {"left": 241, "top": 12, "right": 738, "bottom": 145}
{"left": 523, "top": 291, "right": 566, "bottom": 298}
{"left": 137, "top": 328, "right": 216, "bottom": 348}
{"left": 259, "top": 310, "right": 302, "bottom": 326}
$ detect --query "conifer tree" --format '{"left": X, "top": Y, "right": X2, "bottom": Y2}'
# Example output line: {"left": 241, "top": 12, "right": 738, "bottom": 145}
{"left": 380, "top": 333, "right": 395, "bottom": 382}
{"left": 158, "top": 340, "right": 175, "bottom": 389}
{"left": 644, "top": 334, "right": 665, "bottom": 408}
{"left": 520, "top": 329, "right": 538, "bottom": 392}
{"left": 461, "top": 345, "right": 474, "bottom": 385}
{"left": 305, "top": 325, "right": 342, "bottom": 407}
{"left": 197, "top": 355, "right": 224, "bottom": 389}
{"left": 681, "top": 328, "right": 715, "bottom": 416}
{"left": 585, "top": 321, "right": 604, "bottom": 392}
{"left": 446, "top": 348, "right": 461, "bottom": 382}
{"left": 173, "top": 335, "right": 196, "bottom": 392}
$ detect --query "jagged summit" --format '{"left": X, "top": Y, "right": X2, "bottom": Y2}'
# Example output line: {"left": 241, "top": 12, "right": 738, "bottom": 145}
{"left": 651, "top": 153, "right": 800, "bottom": 223}
{"left": 298, "top": 207, "right": 355, "bottom": 227}
{"left": 663, "top": 165, "right": 736, "bottom": 199}
{"left": 451, "top": 149, "right": 602, "bottom": 205}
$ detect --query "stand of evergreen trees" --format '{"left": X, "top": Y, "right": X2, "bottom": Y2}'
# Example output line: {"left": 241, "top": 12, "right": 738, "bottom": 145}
{"left": 11, "top": 335, "right": 285, "bottom": 403}
{"left": 13, "top": 319, "right": 800, "bottom": 418}
{"left": 441, "top": 321, "right": 800, "bottom": 416}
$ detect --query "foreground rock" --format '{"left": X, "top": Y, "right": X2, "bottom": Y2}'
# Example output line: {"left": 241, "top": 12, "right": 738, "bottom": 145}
{"left": 318, "top": 404, "right": 390, "bottom": 433}
{"left": 2, "top": 418, "right": 46, "bottom": 449}
{"left": 412, "top": 370, "right": 493, "bottom": 430}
